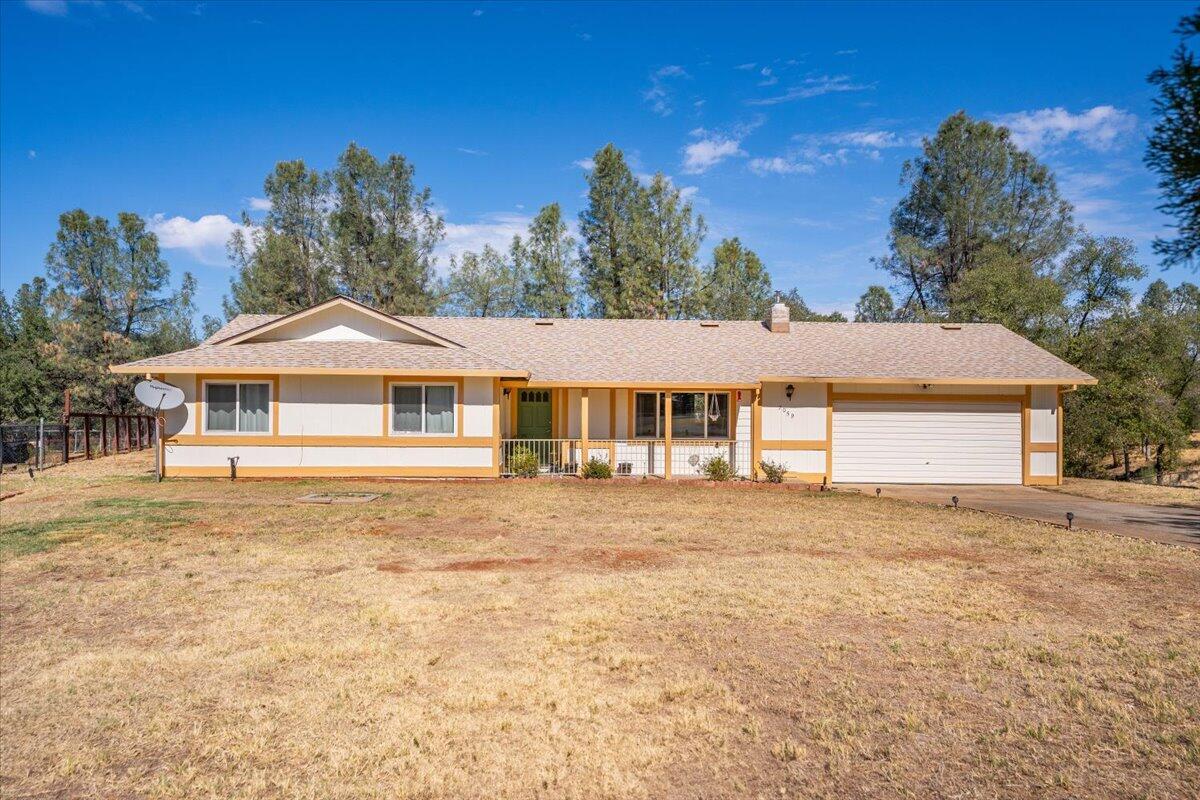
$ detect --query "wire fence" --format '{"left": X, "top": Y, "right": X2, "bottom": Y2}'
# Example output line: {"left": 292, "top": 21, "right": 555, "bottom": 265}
{"left": 1, "top": 414, "right": 156, "bottom": 472}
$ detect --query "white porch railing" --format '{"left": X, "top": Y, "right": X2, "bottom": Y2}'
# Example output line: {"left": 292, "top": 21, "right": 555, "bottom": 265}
{"left": 500, "top": 438, "right": 752, "bottom": 478}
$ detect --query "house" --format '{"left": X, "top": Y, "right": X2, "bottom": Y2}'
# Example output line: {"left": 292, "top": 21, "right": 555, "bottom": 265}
{"left": 110, "top": 296, "right": 1096, "bottom": 484}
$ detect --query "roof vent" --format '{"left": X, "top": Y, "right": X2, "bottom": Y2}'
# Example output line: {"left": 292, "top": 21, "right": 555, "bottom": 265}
{"left": 700, "top": 321, "right": 720, "bottom": 328}
{"left": 534, "top": 320, "right": 554, "bottom": 326}
{"left": 940, "top": 324, "right": 962, "bottom": 330}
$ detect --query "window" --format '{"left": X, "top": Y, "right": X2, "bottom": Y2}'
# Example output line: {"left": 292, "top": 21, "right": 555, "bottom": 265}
{"left": 633, "top": 391, "right": 730, "bottom": 439}
{"left": 205, "top": 381, "right": 271, "bottom": 433}
{"left": 391, "top": 383, "right": 456, "bottom": 435}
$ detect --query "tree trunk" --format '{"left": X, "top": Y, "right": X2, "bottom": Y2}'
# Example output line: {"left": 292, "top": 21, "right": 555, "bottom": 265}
{"left": 1154, "top": 444, "right": 1165, "bottom": 486}
{"left": 1122, "top": 447, "right": 1130, "bottom": 481}
{"left": 1111, "top": 451, "right": 1119, "bottom": 469}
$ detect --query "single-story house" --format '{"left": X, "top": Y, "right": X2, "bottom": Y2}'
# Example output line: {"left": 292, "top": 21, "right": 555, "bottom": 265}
{"left": 111, "top": 295, "right": 1096, "bottom": 484}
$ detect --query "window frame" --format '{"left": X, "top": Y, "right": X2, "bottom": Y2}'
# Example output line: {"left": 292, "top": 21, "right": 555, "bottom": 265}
{"left": 201, "top": 380, "right": 273, "bottom": 435}
{"left": 388, "top": 381, "right": 458, "bottom": 437}
{"left": 632, "top": 390, "right": 732, "bottom": 440}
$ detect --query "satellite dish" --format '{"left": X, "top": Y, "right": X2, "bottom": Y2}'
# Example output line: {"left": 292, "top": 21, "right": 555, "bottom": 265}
{"left": 135, "top": 379, "right": 185, "bottom": 411}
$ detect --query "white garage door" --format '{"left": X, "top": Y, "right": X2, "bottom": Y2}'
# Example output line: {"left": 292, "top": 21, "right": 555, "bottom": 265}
{"left": 832, "top": 400, "right": 1022, "bottom": 484}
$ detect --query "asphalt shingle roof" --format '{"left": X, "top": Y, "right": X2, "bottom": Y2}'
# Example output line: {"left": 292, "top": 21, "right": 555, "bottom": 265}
{"left": 117, "top": 309, "right": 1095, "bottom": 384}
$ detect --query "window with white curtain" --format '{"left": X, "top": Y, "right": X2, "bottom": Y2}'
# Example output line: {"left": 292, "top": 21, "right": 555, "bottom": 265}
{"left": 205, "top": 381, "right": 271, "bottom": 433}
{"left": 633, "top": 391, "right": 730, "bottom": 439}
{"left": 391, "top": 383, "right": 456, "bottom": 435}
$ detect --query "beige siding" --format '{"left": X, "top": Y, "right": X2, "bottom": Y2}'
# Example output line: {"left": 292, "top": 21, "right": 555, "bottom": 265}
{"left": 761, "top": 381, "right": 826, "bottom": 441}
{"left": 279, "top": 375, "right": 380, "bottom": 436}
{"left": 1029, "top": 385, "right": 1058, "bottom": 444}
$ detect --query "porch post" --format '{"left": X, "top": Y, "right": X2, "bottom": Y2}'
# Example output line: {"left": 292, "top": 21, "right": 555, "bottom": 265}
{"left": 664, "top": 391, "right": 672, "bottom": 479}
{"left": 751, "top": 387, "right": 762, "bottom": 480}
{"left": 579, "top": 388, "right": 589, "bottom": 474}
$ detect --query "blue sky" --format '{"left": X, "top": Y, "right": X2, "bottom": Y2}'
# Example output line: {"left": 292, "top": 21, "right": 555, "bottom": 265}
{"left": 1, "top": 0, "right": 1192, "bottom": 321}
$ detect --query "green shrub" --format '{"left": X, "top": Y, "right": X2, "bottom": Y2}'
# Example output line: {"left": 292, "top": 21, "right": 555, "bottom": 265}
{"left": 508, "top": 447, "right": 540, "bottom": 478}
{"left": 758, "top": 459, "right": 786, "bottom": 484}
{"left": 702, "top": 455, "right": 735, "bottom": 481}
{"left": 581, "top": 457, "right": 613, "bottom": 479}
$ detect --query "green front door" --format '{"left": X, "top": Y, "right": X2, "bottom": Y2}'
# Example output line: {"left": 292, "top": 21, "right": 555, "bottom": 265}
{"left": 517, "top": 389, "right": 552, "bottom": 439}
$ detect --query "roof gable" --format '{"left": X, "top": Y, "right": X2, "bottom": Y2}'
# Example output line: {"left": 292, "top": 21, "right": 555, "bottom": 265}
{"left": 212, "top": 297, "right": 461, "bottom": 348}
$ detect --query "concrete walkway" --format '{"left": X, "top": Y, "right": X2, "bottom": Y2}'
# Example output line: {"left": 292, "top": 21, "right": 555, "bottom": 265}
{"left": 843, "top": 484, "right": 1200, "bottom": 550}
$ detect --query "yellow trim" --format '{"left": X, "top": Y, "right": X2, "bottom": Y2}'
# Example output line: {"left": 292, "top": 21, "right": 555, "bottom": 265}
{"left": 196, "top": 374, "right": 281, "bottom": 437}
{"left": 492, "top": 378, "right": 501, "bottom": 477}
{"left": 112, "top": 364, "right": 525, "bottom": 377}
{"left": 824, "top": 384, "right": 833, "bottom": 484}
{"left": 1026, "top": 475, "right": 1058, "bottom": 486}
{"left": 751, "top": 388, "right": 762, "bottom": 480}
{"left": 763, "top": 440, "right": 828, "bottom": 451}
{"left": 762, "top": 376, "right": 1097, "bottom": 386}
{"left": 521, "top": 380, "right": 757, "bottom": 390}
{"left": 166, "top": 465, "right": 495, "bottom": 478}
{"left": 579, "top": 388, "right": 589, "bottom": 474}
{"left": 1028, "top": 442, "right": 1058, "bottom": 453}
{"left": 831, "top": 392, "right": 1025, "bottom": 404}
{"left": 608, "top": 388, "right": 616, "bottom": 439}
{"left": 1022, "top": 386, "right": 1031, "bottom": 486}
{"left": 626, "top": 389, "right": 634, "bottom": 441}
{"left": 785, "top": 471, "right": 827, "bottom": 483}
{"left": 168, "top": 435, "right": 492, "bottom": 447}
{"left": 510, "top": 384, "right": 519, "bottom": 438}
{"left": 1057, "top": 386, "right": 1064, "bottom": 486}
{"left": 663, "top": 391, "right": 672, "bottom": 479}
{"left": 212, "top": 296, "right": 463, "bottom": 348}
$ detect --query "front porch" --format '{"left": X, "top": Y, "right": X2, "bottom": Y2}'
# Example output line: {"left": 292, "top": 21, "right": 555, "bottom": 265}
{"left": 499, "top": 385, "right": 754, "bottom": 478}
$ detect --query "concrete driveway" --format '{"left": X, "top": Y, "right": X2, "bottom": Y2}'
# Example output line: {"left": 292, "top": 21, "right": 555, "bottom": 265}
{"left": 843, "top": 484, "right": 1200, "bottom": 550}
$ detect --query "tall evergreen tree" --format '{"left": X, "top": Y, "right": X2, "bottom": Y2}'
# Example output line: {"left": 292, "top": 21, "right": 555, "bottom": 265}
{"left": 701, "top": 238, "right": 772, "bottom": 320}
{"left": 878, "top": 111, "right": 1074, "bottom": 313}
{"left": 854, "top": 285, "right": 896, "bottom": 322}
{"left": 226, "top": 159, "right": 334, "bottom": 315}
{"left": 578, "top": 144, "right": 646, "bottom": 317}
{"left": 637, "top": 174, "right": 706, "bottom": 319}
{"left": 329, "top": 143, "right": 444, "bottom": 314}
{"left": 523, "top": 203, "right": 578, "bottom": 317}
{"left": 444, "top": 244, "right": 522, "bottom": 317}
{"left": 0, "top": 279, "right": 57, "bottom": 420}
{"left": 777, "top": 288, "right": 847, "bottom": 321}
{"left": 947, "top": 244, "right": 1065, "bottom": 341}
{"left": 1146, "top": 12, "right": 1200, "bottom": 269}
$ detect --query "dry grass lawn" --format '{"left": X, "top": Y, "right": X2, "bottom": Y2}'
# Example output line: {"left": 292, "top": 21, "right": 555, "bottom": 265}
{"left": 1048, "top": 477, "right": 1200, "bottom": 508}
{"left": 2, "top": 452, "right": 1198, "bottom": 798}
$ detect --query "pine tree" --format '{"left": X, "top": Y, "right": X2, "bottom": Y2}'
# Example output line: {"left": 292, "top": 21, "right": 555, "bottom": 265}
{"left": 1146, "top": 13, "right": 1200, "bottom": 269}
{"left": 329, "top": 143, "right": 444, "bottom": 314}
{"left": 578, "top": 144, "right": 646, "bottom": 317}
{"left": 226, "top": 159, "right": 335, "bottom": 315}
{"left": 854, "top": 286, "right": 896, "bottom": 322}
{"left": 523, "top": 203, "right": 578, "bottom": 317}
{"left": 637, "top": 174, "right": 706, "bottom": 319}
{"left": 701, "top": 238, "right": 772, "bottom": 320}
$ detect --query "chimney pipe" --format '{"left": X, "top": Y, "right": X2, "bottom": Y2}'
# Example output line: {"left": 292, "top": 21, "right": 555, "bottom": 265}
{"left": 767, "top": 293, "right": 790, "bottom": 333}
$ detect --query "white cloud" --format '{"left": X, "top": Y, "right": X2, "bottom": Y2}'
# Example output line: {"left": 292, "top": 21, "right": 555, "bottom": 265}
{"left": 747, "top": 74, "right": 871, "bottom": 106}
{"left": 27, "top": 149, "right": 37, "bottom": 159}
{"left": 643, "top": 65, "right": 689, "bottom": 116}
{"left": 438, "top": 212, "right": 532, "bottom": 266}
{"left": 678, "top": 185, "right": 700, "bottom": 202}
{"left": 995, "top": 105, "right": 1137, "bottom": 153}
{"left": 735, "top": 62, "right": 757, "bottom": 70}
{"left": 245, "top": 196, "right": 272, "bottom": 211}
{"left": 456, "top": 147, "right": 488, "bottom": 156}
{"left": 757, "top": 67, "right": 778, "bottom": 87}
{"left": 472, "top": 8, "right": 483, "bottom": 16}
{"left": 572, "top": 157, "right": 595, "bottom": 170}
{"left": 748, "top": 156, "right": 815, "bottom": 176}
{"left": 148, "top": 213, "right": 251, "bottom": 266}
{"left": 683, "top": 136, "right": 745, "bottom": 174}
{"left": 24, "top": 0, "right": 67, "bottom": 15}
{"left": 834, "top": 49, "right": 858, "bottom": 55}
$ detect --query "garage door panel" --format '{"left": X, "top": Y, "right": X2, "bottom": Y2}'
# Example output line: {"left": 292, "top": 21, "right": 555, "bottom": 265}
{"left": 832, "top": 400, "right": 1021, "bottom": 484}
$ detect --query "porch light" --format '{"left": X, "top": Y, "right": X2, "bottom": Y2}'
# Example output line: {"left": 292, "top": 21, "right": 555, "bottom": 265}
{"left": 785, "top": 384, "right": 794, "bottom": 400}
